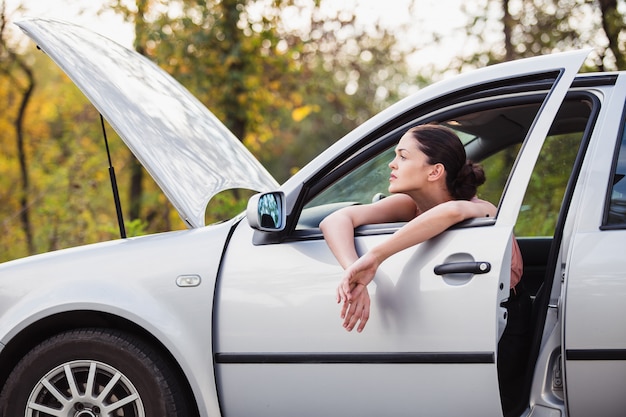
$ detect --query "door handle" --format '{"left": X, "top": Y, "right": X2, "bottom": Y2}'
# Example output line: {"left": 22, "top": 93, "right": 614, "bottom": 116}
{"left": 434, "top": 261, "right": 491, "bottom": 275}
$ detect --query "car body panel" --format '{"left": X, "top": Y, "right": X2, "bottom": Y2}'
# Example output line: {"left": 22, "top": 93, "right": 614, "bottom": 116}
{"left": 561, "top": 74, "right": 626, "bottom": 416}
{"left": 0, "top": 221, "right": 239, "bottom": 417}
{"left": 16, "top": 18, "right": 278, "bottom": 228}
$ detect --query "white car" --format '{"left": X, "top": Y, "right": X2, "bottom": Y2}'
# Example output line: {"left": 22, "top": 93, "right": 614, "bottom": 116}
{"left": 0, "top": 18, "right": 624, "bottom": 417}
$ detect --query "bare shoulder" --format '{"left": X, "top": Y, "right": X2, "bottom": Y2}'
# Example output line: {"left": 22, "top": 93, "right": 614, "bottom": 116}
{"left": 377, "top": 194, "right": 419, "bottom": 220}
{"left": 469, "top": 197, "right": 497, "bottom": 217}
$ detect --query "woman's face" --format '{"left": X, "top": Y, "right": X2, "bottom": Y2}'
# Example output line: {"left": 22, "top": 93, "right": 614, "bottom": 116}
{"left": 388, "top": 132, "right": 437, "bottom": 195}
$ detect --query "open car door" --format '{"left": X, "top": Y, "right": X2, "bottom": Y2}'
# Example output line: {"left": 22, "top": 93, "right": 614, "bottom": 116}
{"left": 215, "top": 50, "right": 590, "bottom": 417}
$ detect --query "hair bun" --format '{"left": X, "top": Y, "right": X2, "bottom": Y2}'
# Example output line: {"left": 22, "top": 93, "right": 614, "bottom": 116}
{"left": 452, "top": 160, "right": 485, "bottom": 200}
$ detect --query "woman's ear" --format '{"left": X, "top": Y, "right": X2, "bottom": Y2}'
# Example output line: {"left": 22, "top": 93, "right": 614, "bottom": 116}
{"left": 428, "top": 163, "right": 446, "bottom": 181}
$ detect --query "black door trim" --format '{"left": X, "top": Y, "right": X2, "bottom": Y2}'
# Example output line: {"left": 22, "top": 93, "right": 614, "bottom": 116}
{"left": 566, "top": 349, "right": 626, "bottom": 361}
{"left": 215, "top": 351, "right": 495, "bottom": 364}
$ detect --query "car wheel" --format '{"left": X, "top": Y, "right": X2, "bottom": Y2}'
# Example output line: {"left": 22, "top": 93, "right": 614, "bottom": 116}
{"left": 0, "top": 328, "right": 191, "bottom": 417}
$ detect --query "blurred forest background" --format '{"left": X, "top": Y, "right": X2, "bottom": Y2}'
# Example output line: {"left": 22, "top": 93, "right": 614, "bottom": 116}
{"left": 1, "top": 0, "right": 625, "bottom": 262}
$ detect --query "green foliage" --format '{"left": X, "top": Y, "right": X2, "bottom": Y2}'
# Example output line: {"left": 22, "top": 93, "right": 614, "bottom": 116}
{"left": 439, "top": 0, "right": 626, "bottom": 73}
{"left": 515, "top": 132, "right": 582, "bottom": 236}
{"left": 479, "top": 132, "right": 581, "bottom": 238}
{"left": 125, "top": 218, "right": 149, "bottom": 237}
{"left": 480, "top": 145, "right": 520, "bottom": 206}
{"left": 205, "top": 189, "right": 255, "bottom": 224}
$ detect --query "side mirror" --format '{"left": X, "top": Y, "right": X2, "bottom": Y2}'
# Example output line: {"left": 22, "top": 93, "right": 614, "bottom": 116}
{"left": 247, "top": 191, "right": 286, "bottom": 232}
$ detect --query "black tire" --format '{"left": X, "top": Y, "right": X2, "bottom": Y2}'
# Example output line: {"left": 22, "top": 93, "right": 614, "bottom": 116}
{"left": 0, "top": 328, "right": 192, "bottom": 417}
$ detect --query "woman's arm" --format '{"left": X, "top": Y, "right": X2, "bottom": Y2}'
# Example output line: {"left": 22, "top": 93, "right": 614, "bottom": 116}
{"left": 320, "top": 194, "right": 417, "bottom": 332}
{"left": 339, "top": 198, "right": 495, "bottom": 332}
{"left": 320, "top": 194, "right": 418, "bottom": 269}
{"left": 364, "top": 198, "right": 495, "bottom": 271}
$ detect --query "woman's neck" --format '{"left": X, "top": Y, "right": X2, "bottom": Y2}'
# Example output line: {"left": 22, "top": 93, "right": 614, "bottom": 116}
{"left": 409, "top": 186, "right": 452, "bottom": 212}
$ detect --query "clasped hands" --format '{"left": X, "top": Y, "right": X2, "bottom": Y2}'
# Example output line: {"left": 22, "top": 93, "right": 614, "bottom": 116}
{"left": 336, "top": 251, "right": 380, "bottom": 333}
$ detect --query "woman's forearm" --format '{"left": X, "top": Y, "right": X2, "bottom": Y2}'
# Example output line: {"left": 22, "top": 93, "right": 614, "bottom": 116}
{"left": 321, "top": 194, "right": 419, "bottom": 269}
{"left": 320, "top": 211, "right": 360, "bottom": 269}
{"left": 368, "top": 200, "right": 479, "bottom": 264}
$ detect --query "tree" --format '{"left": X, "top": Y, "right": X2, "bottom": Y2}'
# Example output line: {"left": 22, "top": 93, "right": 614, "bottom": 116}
{"left": 1, "top": 1, "right": 154, "bottom": 261}
{"left": 269, "top": 2, "right": 416, "bottom": 176}
{"left": 0, "top": 1, "right": 35, "bottom": 255}
{"left": 597, "top": 0, "right": 626, "bottom": 70}
{"left": 451, "top": 0, "right": 626, "bottom": 71}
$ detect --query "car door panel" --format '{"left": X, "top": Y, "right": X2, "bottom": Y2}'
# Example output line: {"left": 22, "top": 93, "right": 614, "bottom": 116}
{"left": 215, "top": 220, "right": 510, "bottom": 417}
{"left": 216, "top": 220, "right": 515, "bottom": 351}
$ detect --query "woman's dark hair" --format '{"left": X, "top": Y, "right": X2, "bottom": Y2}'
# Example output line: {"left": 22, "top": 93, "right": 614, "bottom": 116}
{"left": 408, "top": 124, "right": 485, "bottom": 200}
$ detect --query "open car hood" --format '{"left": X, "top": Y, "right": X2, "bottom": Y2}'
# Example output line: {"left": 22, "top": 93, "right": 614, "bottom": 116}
{"left": 17, "top": 18, "right": 278, "bottom": 228}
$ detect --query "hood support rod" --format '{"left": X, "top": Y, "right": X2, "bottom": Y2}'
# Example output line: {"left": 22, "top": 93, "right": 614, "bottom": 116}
{"left": 101, "top": 115, "right": 126, "bottom": 239}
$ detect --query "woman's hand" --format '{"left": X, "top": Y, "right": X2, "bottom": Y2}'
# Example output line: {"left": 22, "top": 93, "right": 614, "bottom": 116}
{"left": 336, "top": 251, "right": 381, "bottom": 332}
{"left": 337, "top": 251, "right": 380, "bottom": 302}
{"left": 340, "top": 284, "right": 370, "bottom": 332}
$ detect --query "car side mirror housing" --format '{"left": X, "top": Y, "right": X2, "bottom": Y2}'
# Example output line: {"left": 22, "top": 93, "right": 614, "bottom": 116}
{"left": 247, "top": 191, "right": 286, "bottom": 232}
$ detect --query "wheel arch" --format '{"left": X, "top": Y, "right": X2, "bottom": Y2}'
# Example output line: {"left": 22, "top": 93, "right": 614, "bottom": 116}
{"left": 0, "top": 310, "right": 200, "bottom": 417}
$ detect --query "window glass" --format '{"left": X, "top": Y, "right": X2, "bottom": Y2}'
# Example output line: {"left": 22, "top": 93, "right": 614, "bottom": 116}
{"left": 515, "top": 132, "right": 583, "bottom": 237}
{"left": 296, "top": 148, "right": 395, "bottom": 230}
{"left": 305, "top": 147, "right": 395, "bottom": 208}
{"left": 606, "top": 127, "right": 626, "bottom": 226}
{"left": 472, "top": 143, "right": 521, "bottom": 208}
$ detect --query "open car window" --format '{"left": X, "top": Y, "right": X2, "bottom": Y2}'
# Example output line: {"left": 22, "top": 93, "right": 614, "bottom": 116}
{"left": 296, "top": 95, "right": 595, "bottom": 232}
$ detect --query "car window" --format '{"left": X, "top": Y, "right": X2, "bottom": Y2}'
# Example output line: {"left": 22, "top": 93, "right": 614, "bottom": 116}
{"left": 298, "top": 123, "right": 520, "bottom": 230}
{"left": 295, "top": 96, "right": 594, "bottom": 232}
{"left": 515, "top": 132, "right": 585, "bottom": 237}
{"left": 305, "top": 147, "right": 395, "bottom": 207}
{"left": 605, "top": 124, "right": 626, "bottom": 227}
{"left": 474, "top": 143, "right": 521, "bottom": 208}
{"left": 296, "top": 103, "right": 540, "bottom": 230}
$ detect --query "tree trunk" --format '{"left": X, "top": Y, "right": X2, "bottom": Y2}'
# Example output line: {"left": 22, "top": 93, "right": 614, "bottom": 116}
{"left": 220, "top": 0, "right": 247, "bottom": 141}
{"left": 598, "top": 0, "right": 626, "bottom": 69}
{"left": 15, "top": 60, "right": 35, "bottom": 254}
{"left": 502, "top": 0, "right": 515, "bottom": 61}
{"left": 127, "top": 0, "right": 149, "bottom": 222}
{"left": 2, "top": 4, "right": 36, "bottom": 254}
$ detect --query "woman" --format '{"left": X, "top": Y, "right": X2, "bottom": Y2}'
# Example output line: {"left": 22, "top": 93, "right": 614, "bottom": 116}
{"left": 320, "top": 123, "right": 524, "bottom": 333}
{"left": 320, "top": 123, "right": 529, "bottom": 412}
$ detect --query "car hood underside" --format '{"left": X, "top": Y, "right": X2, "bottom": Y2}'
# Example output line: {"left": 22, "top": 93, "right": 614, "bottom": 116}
{"left": 17, "top": 18, "right": 278, "bottom": 228}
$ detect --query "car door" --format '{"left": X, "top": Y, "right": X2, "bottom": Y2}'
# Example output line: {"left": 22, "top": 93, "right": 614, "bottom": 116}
{"left": 562, "top": 74, "right": 626, "bottom": 417}
{"left": 214, "top": 51, "right": 588, "bottom": 417}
